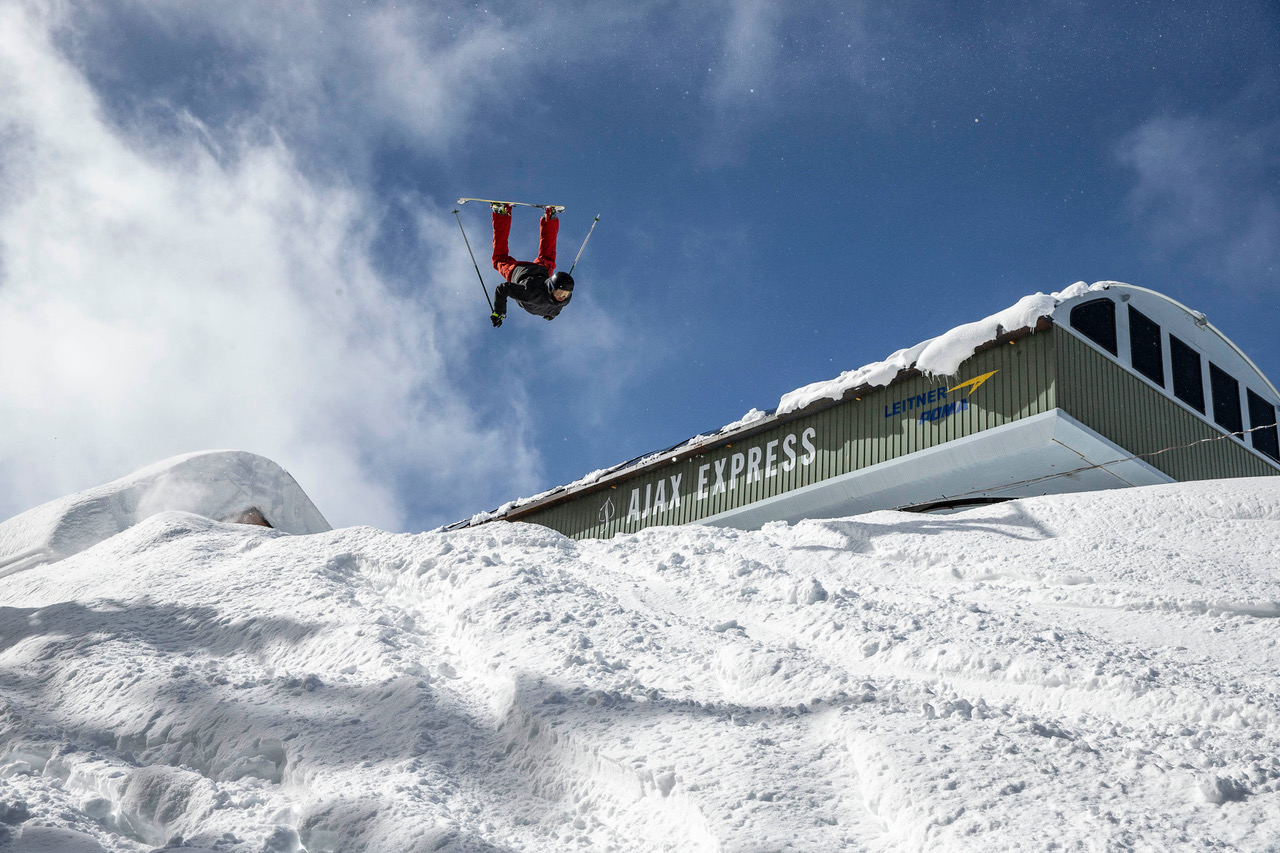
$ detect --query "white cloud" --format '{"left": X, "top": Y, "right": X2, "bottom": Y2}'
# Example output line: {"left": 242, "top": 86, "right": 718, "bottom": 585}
{"left": 143, "top": 0, "right": 529, "bottom": 157}
{"left": 1118, "top": 114, "right": 1280, "bottom": 288}
{"left": 52, "top": 0, "right": 871, "bottom": 175}
{"left": 82, "top": 0, "right": 655, "bottom": 165}
{"left": 0, "top": 2, "right": 543, "bottom": 529}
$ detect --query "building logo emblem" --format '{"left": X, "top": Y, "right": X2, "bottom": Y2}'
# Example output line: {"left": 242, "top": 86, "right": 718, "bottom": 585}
{"left": 598, "top": 495, "right": 616, "bottom": 524}
{"left": 884, "top": 370, "right": 999, "bottom": 424}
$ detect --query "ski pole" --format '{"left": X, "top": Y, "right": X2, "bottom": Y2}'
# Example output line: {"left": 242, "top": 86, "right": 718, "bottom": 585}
{"left": 568, "top": 214, "right": 601, "bottom": 276}
{"left": 453, "top": 208, "right": 494, "bottom": 313}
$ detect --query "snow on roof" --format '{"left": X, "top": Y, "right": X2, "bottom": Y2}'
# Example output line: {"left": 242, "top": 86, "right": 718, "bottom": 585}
{"left": 466, "top": 281, "right": 1105, "bottom": 523}
{"left": 776, "top": 280, "right": 1102, "bottom": 414}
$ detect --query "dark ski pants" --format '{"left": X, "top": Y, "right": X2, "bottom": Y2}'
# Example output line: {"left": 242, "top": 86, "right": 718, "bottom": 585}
{"left": 492, "top": 211, "right": 558, "bottom": 281}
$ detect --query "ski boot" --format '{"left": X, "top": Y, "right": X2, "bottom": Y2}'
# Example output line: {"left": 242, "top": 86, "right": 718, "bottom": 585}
{"left": 491, "top": 202, "right": 511, "bottom": 215}
{"left": 543, "top": 206, "right": 557, "bottom": 220}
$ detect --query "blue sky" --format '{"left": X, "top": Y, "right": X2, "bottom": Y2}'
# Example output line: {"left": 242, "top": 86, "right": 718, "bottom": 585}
{"left": 1, "top": 0, "right": 1277, "bottom": 531}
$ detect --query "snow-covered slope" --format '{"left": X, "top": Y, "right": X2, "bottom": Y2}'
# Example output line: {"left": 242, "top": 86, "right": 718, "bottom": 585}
{"left": 0, "top": 451, "right": 330, "bottom": 576}
{"left": 2, "top": 477, "right": 1280, "bottom": 851}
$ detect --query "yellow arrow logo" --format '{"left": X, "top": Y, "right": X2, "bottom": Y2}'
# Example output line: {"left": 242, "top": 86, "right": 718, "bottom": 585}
{"left": 947, "top": 370, "right": 998, "bottom": 398}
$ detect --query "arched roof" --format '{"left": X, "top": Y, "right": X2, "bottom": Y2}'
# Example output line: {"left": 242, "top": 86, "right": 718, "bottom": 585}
{"left": 1051, "top": 282, "right": 1280, "bottom": 402}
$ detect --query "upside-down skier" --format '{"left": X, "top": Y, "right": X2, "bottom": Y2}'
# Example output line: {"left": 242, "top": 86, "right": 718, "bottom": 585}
{"left": 488, "top": 203, "right": 575, "bottom": 327}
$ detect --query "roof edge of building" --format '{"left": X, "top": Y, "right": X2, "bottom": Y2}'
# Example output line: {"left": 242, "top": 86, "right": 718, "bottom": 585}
{"left": 463, "top": 318, "right": 1052, "bottom": 528}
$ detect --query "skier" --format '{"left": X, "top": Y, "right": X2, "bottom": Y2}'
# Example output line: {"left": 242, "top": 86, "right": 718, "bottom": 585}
{"left": 488, "top": 203, "right": 575, "bottom": 327}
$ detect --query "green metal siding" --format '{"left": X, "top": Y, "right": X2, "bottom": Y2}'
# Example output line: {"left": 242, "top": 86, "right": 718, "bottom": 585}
{"left": 520, "top": 329, "right": 1059, "bottom": 540}
{"left": 492, "top": 321, "right": 1279, "bottom": 542}
{"left": 1054, "top": 330, "right": 1277, "bottom": 482}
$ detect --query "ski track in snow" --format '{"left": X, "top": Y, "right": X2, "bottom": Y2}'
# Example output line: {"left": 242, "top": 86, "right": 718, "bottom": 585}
{"left": 2, "top": 480, "right": 1280, "bottom": 851}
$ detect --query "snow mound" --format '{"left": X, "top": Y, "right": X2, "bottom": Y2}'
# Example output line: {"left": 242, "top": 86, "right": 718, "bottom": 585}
{"left": 0, "top": 451, "right": 330, "bottom": 574}
{"left": 2, "top": 476, "right": 1280, "bottom": 850}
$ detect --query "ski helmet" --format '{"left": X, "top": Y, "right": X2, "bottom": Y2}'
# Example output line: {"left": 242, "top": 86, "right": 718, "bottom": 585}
{"left": 548, "top": 271, "right": 575, "bottom": 293}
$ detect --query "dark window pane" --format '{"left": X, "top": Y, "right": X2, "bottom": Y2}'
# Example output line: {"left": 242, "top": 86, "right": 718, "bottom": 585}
{"left": 1209, "top": 364, "right": 1243, "bottom": 434}
{"left": 1070, "top": 299, "right": 1118, "bottom": 355}
{"left": 1247, "top": 389, "right": 1280, "bottom": 461}
{"left": 1128, "top": 306, "right": 1165, "bottom": 386}
{"left": 1169, "top": 336, "right": 1205, "bottom": 413}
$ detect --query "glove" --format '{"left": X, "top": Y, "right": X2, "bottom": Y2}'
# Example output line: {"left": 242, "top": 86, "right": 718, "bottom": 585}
{"left": 545, "top": 315, "right": 554, "bottom": 321}
{"left": 491, "top": 312, "right": 504, "bottom": 328}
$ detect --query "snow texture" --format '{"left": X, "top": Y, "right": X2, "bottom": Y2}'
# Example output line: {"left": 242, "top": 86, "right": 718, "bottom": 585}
{"left": 3, "top": 468, "right": 1280, "bottom": 851}
{"left": 0, "top": 451, "right": 330, "bottom": 575}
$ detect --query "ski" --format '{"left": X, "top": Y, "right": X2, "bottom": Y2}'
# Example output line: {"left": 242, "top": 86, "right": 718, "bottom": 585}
{"left": 457, "top": 198, "right": 566, "bottom": 212}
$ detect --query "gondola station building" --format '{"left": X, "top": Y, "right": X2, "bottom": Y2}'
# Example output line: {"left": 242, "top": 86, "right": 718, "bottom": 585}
{"left": 458, "top": 282, "right": 1280, "bottom": 541}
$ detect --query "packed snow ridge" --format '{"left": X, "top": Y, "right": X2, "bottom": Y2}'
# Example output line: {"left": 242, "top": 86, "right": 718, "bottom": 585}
{"left": 468, "top": 281, "right": 1109, "bottom": 523}
{"left": 0, "top": 451, "right": 330, "bottom": 576}
{"left": 3, "top": 463, "right": 1280, "bottom": 851}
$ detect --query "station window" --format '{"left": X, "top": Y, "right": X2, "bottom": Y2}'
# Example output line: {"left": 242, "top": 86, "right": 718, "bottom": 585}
{"left": 1128, "top": 306, "right": 1164, "bottom": 387}
{"left": 1069, "top": 298, "right": 1118, "bottom": 355}
{"left": 1169, "top": 336, "right": 1205, "bottom": 413}
{"left": 1247, "top": 389, "right": 1280, "bottom": 461}
{"left": 1209, "top": 364, "right": 1243, "bottom": 435}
